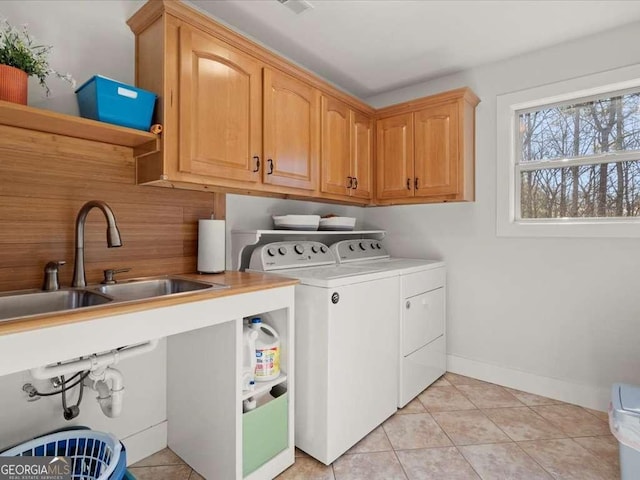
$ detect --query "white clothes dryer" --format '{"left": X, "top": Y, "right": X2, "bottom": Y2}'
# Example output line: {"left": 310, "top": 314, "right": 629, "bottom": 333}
{"left": 330, "top": 239, "right": 446, "bottom": 407}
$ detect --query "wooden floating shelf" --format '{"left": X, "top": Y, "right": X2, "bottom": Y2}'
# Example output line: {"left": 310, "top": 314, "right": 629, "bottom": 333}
{"left": 0, "top": 100, "right": 159, "bottom": 149}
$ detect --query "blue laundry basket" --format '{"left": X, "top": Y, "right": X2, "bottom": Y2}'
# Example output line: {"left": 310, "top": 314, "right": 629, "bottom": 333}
{"left": 1, "top": 430, "right": 123, "bottom": 480}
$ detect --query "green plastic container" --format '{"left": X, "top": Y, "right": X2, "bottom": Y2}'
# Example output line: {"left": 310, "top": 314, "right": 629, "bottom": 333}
{"left": 242, "top": 392, "right": 288, "bottom": 477}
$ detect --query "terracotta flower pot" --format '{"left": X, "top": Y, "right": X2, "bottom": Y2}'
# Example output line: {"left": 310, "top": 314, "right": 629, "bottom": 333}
{"left": 0, "top": 65, "right": 28, "bottom": 104}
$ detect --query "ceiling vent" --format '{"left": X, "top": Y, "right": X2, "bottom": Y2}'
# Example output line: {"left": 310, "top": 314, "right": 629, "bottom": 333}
{"left": 276, "top": 0, "right": 314, "bottom": 15}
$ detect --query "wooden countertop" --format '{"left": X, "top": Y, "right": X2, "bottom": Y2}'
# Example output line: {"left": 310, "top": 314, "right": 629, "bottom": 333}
{"left": 0, "top": 271, "right": 298, "bottom": 337}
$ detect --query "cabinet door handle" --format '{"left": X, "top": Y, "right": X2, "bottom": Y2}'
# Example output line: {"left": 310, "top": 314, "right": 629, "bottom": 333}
{"left": 353, "top": 177, "right": 358, "bottom": 190}
{"left": 406, "top": 300, "right": 411, "bottom": 309}
{"left": 252, "top": 156, "right": 260, "bottom": 173}
{"left": 415, "top": 177, "right": 419, "bottom": 190}
{"left": 347, "top": 176, "right": 353, "bottom": 188}
{"left": 407, "top": 178, "right": 411, "bottom": 190}
{"left": 267, "top": 158, "right": 274, "bottom": 175}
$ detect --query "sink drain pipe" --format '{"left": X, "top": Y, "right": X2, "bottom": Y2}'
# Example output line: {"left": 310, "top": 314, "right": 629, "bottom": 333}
{"left": 29, "top": 339, "right": 158, "bottom": 418}
{"left": 89, "top": 366, "right": 124, "bottom": 418}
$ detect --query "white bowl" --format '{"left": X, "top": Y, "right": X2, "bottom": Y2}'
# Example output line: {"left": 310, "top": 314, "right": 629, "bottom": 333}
{"left": 318, "top": 217, "right": 356, "bottom": 231}
{"left": 273, "top": 215, "right": 320, "bottom": 230}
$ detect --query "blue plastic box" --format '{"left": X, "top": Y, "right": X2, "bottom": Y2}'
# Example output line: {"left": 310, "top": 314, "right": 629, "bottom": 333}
{"left": 76, "top": 75, "right": 156, "bottom": 131}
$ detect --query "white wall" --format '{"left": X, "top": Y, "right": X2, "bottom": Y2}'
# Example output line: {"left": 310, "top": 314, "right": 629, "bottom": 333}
{"left": 365, "top": 22, "right": 640, "bottom": 409}
{"left": 0, "top": 0, "right": 144, "bottom": 115}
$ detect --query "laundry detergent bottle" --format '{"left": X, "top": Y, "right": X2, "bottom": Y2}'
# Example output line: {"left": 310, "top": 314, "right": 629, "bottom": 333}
{"left": 242, "top": 322, "right": 259, "bottom": 391}
{"left": 250, "top": 317, "right": 280, "bottom": 381}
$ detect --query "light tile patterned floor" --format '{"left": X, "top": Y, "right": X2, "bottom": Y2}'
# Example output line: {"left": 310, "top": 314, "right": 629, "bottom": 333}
{"left": 130, "top": 373, "right": 619, "bottom": 479}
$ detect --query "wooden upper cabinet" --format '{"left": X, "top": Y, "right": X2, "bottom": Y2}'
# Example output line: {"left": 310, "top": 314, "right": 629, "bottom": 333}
{"left": 414, "top": 101, "right": 459, "bottom": 197}
{"left": 320, "top": 96, "right": 373, "bottom": 201}
{"left": 128, "top": 2, "right": 476, "bottom": 206}
{"left": 263, "top": 68, "right": 319, "bottom": 191}
{"left": 178, "top": 25, "right": 262, "bottom": 183}
{"left": 350, "top": 111, "right": 373, "bottom": 200}
{"left": 376, "top": 113, "right": 414, "bottom": 200}
{"left": 321, "top": 96, "right": 352, "bottom": 196}
{"left": 375, "top": 88, "right": 479, "bottom": 204}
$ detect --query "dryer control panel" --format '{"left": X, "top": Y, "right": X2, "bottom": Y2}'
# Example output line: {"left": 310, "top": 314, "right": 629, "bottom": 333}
{"left": 331, "top": 239, "right": 390, "bottom": 263}
{"left": 249, "top": 241, "right": 336, "bottom": 271}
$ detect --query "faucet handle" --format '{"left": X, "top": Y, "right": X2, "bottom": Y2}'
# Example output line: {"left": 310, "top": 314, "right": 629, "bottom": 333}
{"left": 42, "top": 261, "right": 66, "bottom": 291}
{"left": 101, "top": 267, "right": 131, "bottom": 285}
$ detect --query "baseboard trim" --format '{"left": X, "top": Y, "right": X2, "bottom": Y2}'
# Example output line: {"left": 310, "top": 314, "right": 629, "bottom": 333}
{"left": 447, "top": 354, "right": 610, "bottom": 411}
{"left": 121, "top": 421, "right": 168, "bottom": 465}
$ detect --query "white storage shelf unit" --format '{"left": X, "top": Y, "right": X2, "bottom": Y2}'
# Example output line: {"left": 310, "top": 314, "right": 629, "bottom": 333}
{"left": 241, "top": 312, "right": 290, "bottom": 477}
{"left": 168, "top": 305, "right": 294, "bottom": 480}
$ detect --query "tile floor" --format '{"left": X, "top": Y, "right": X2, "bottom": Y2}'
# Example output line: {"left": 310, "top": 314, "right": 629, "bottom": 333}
{"left": 130, "top": 373, "right": 619, "bottom": 480}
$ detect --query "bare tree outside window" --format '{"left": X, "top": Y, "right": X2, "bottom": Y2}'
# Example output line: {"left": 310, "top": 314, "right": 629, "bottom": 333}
{"left": 517, "top": 91, "right": 640, "bottom": 219}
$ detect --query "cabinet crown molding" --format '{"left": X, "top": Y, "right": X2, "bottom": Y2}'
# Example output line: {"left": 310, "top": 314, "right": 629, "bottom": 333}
{"left": 376, "top": 87, "right": 480, "bottom": 119}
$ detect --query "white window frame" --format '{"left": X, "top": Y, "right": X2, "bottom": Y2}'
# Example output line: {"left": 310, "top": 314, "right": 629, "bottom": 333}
{"left": 496, "top": 63, "right": 640, "bottom": 238}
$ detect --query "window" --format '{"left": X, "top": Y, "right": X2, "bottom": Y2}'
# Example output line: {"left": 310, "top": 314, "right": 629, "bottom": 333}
{"left": 497, "top": 64, "right": 640, "bottom": 237}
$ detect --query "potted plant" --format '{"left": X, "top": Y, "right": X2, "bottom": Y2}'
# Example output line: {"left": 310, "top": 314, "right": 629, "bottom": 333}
{"left": 0, "top": 19, "right": 74, "bottom": 104}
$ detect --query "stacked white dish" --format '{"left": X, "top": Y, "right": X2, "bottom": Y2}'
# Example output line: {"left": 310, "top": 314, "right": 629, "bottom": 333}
{"left": 272, "top": 215, "right": 320, "bottom": 230}
{"left": 319, "top": 217, "right": 356, "bottom": 231}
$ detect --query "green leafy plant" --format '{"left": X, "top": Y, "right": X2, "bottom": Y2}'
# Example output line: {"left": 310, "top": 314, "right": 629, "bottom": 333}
{"left": 0, "top": 19, "right": 75, "bottom": 95}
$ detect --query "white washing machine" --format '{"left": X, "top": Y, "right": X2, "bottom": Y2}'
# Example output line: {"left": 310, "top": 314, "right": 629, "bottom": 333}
{"left": 330, "top": 239, "right": 446, "bottom": 407}
{"left": 248, "top": 241, "right": 399, "bottom": 465}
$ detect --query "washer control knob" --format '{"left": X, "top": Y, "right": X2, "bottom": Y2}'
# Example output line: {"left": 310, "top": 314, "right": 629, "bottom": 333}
{"left": 267, "top": 247, "right": 276, "bottom": 257}
{"left": 278, "top": 246, "right": 288, "bottom": 256}
{"left": 320, "top": 245, "right": 328, "bottom": 253}
{"left": 370, "top": 243, "right": 376, "bottom": 249}
{"left": 376, "top": 243, "right": 382, "bottom": 249}
{"left": 294, "top": 244, "right": 304, "bottom": 255}
{"left": 359, "top": 242, "right": 366, "bottom": 251}
{"left": 311, "top": 245, "right": 319, "bottom": 254}
{"left": 349, "top": 244, "right": 355, "bottom": 251}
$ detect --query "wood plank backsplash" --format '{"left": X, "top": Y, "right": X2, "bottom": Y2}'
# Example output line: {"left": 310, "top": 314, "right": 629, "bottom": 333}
{"left": 0, "top": 125, "right": 219, "bottom": 292}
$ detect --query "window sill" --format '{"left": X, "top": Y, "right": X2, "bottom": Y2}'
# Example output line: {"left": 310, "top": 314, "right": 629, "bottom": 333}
{"left": 497, "top": 218, "right": 640, "bottom": 238}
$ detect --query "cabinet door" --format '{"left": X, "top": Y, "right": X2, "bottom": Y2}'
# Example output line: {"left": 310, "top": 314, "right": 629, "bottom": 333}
{"left": 263, "top": 68, "right": 319, "bottom": 191}
{"left": 178, "top": 25, "right": 262, "bottom": 183}
{"left": 376, "top": 113, "right": 414, "bottom": 199}
{"left": 414, "top": 101, "right": 459, "bottom": 196}
{"left": 321, "top": 96, "right": 351, "bottom": 197}
{"left": 351, "top": 111, "right": 373, "bottom": 200}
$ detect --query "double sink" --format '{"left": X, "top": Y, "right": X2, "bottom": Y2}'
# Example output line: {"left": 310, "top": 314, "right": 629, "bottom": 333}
{"left": 0, "top": 276, "right": 229, "bottom": 323}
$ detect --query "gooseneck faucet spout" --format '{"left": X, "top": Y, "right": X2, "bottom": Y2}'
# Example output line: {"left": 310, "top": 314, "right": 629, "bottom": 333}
{"left": 72, "top": 200, "right": 122, "bottom": 288}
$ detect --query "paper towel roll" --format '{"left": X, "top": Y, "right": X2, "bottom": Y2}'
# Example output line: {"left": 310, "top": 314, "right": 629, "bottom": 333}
{"left": 198, "top": 219, "right": 226, "bottom": 273}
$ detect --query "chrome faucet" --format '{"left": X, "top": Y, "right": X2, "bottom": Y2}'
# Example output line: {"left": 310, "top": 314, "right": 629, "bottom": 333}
{"left": 72, "top": 201, "right": 123, "bottom": 288}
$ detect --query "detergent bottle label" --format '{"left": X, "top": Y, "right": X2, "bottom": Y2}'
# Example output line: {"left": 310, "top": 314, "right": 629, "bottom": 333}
{"left": 255, "top": 346, "right": 280, "bottom": 379}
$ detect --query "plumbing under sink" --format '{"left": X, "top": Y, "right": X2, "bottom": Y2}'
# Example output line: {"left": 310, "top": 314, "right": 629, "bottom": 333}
{"left": 0, "top": 289, "right": 113, "bottom": 322}
{"left": 92, "top": 276, "right": 228, "bottom": 302}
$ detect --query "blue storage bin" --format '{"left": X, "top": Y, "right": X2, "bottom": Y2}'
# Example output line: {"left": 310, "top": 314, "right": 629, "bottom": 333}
{"left": 1, "top": 429, "right": 124, "bottom": 480}
{"left": 76, "top": 75, "right": 156, "bottom": 131}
